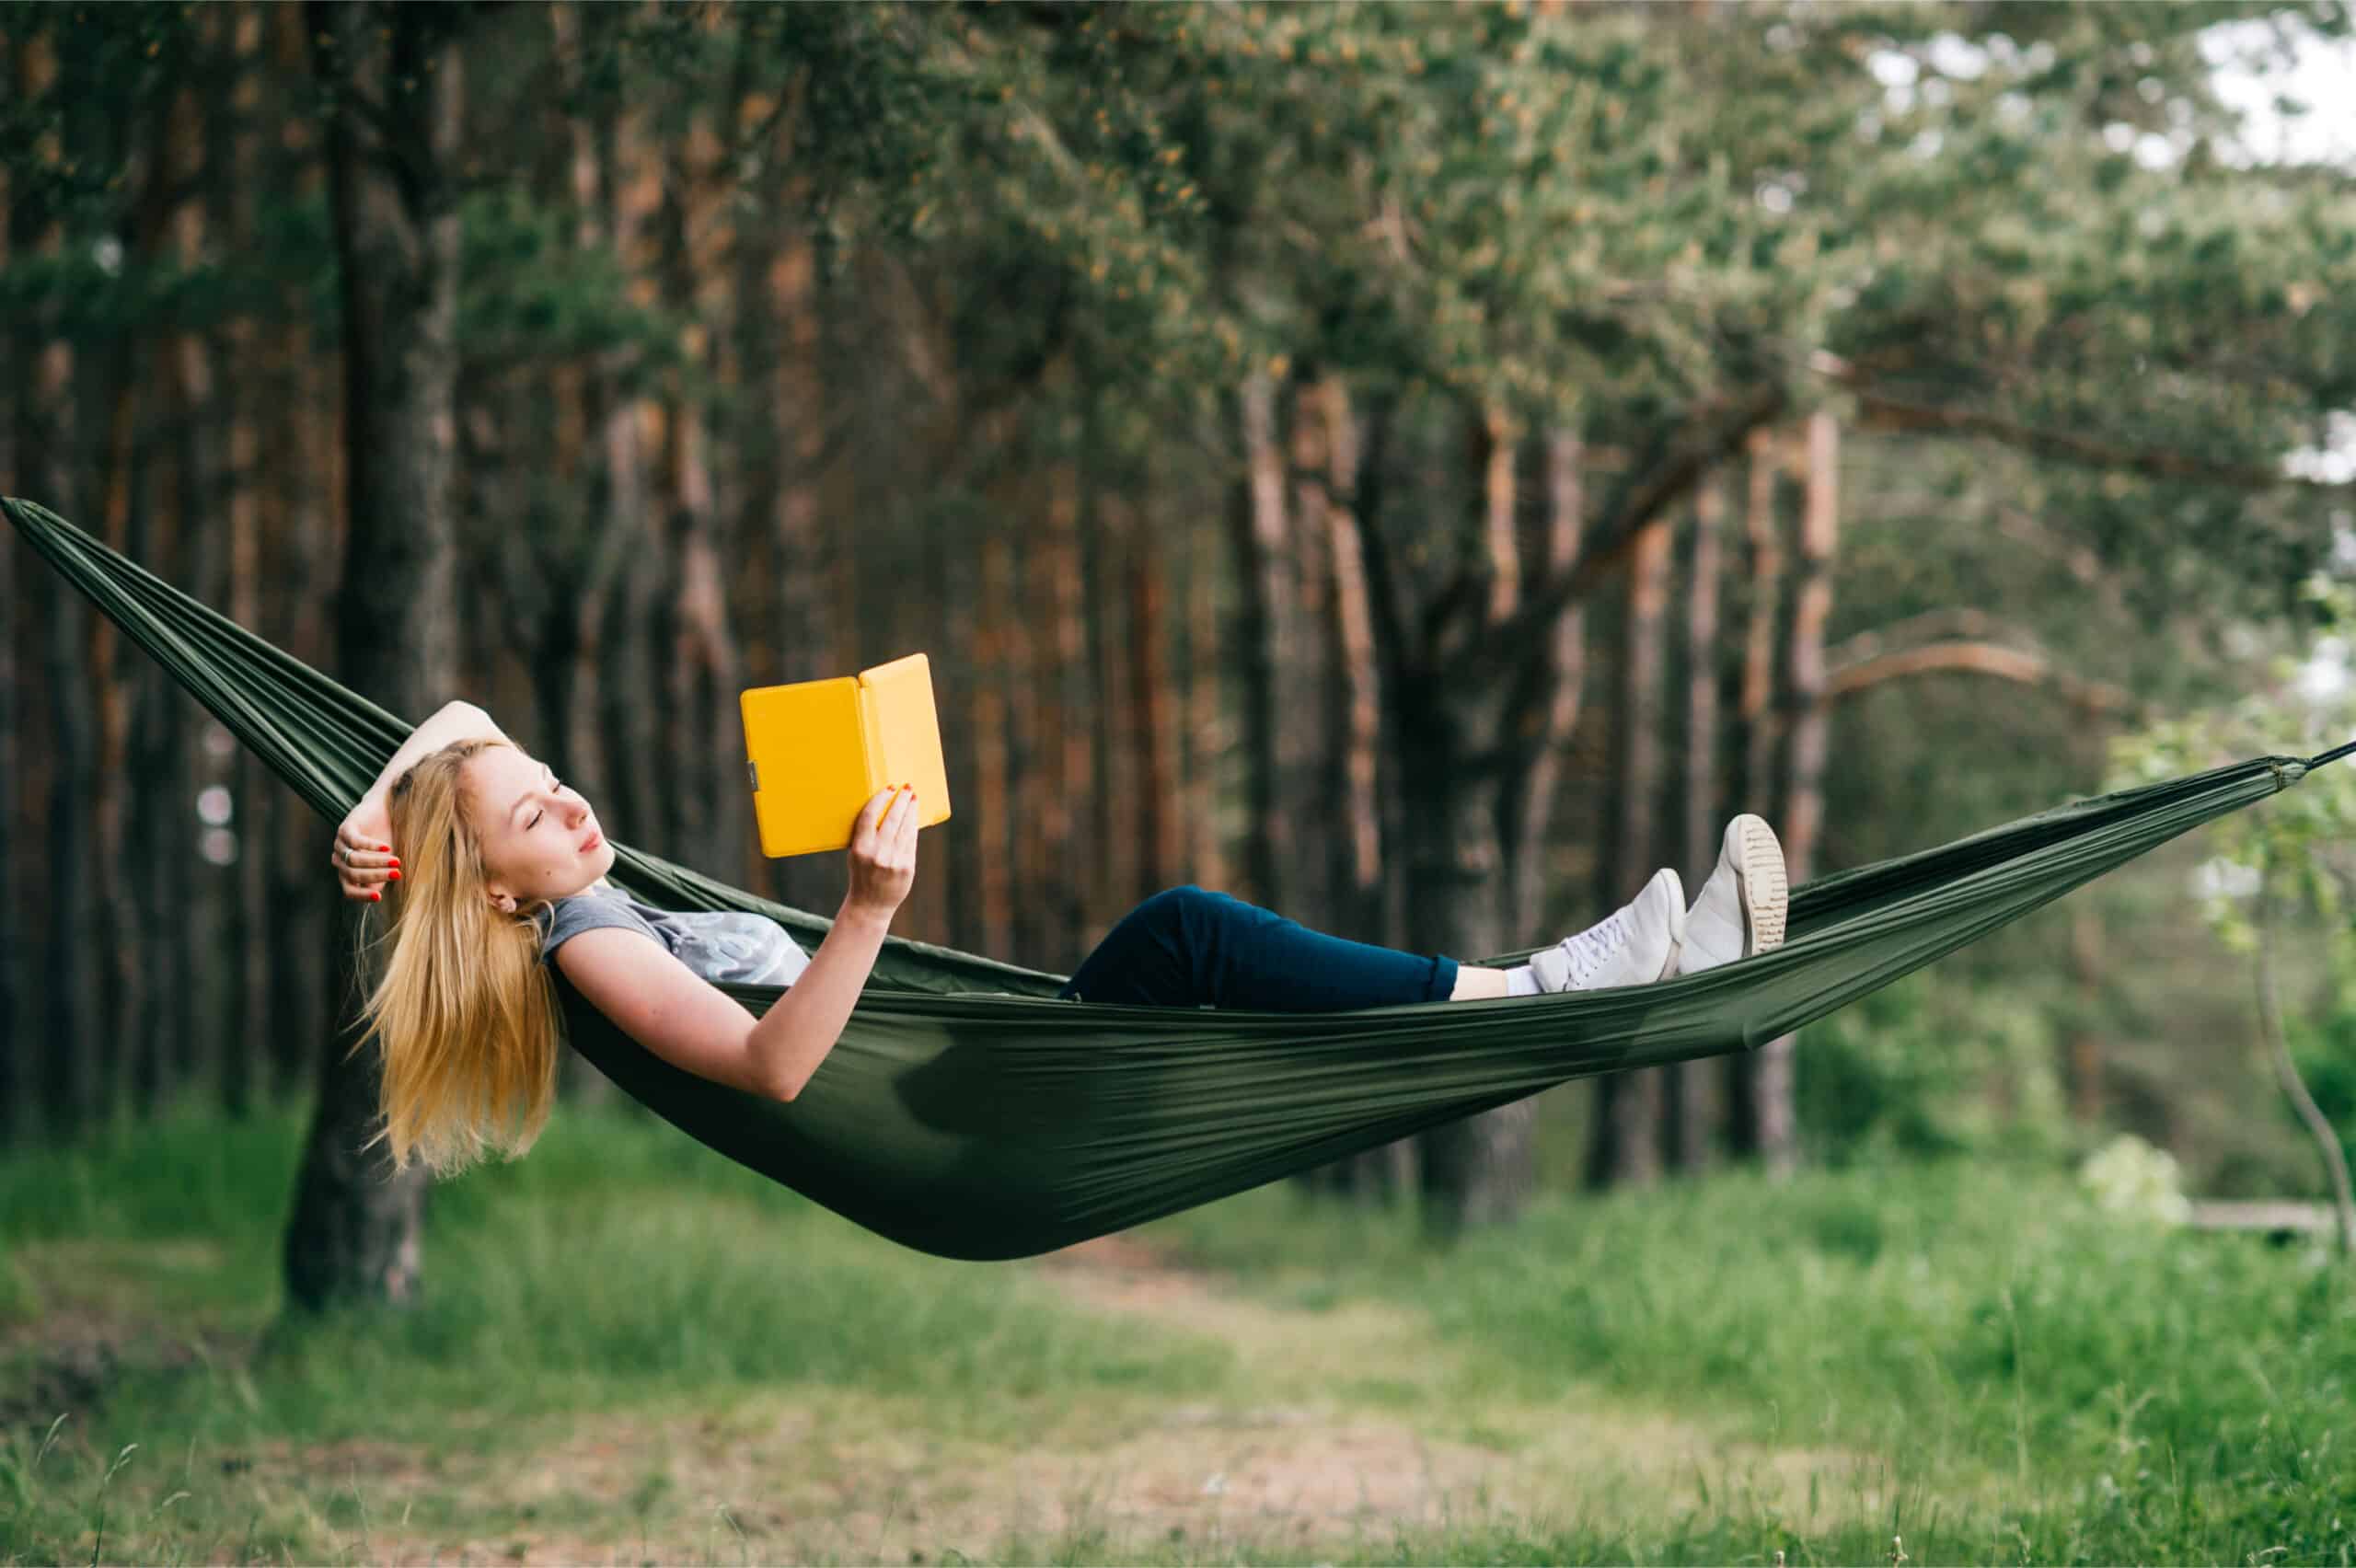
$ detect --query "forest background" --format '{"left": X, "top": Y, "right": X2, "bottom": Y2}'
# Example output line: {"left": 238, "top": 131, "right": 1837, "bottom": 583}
{"left": 7, "top": 0, "right": 2356, "bottom": 1268}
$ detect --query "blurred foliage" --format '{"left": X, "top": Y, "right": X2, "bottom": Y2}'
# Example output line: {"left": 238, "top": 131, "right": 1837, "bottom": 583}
{"left": 1797, "top": 967, "right": 2073, "bottom": 1167}
{"left": 2079, "top": 1130, "right": 2194, "bottom": 1224}
{"left": 15, "top": 2, "right": 2353, "bottom": 459}
{"left": 2111, "top": 569, "right": 2356, "bottom": 1177}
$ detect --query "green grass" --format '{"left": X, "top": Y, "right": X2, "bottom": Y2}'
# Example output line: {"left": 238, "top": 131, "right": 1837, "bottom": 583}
{"left": 1144, "top": 1159, "right": 2356, "bottom": 1564}
{"left": 1, "top": 1101, "right": 1234, "bottom": 1564}
{"left": 5, "top": 1101, "right": 1231, "bottom": 1424}
{"left": 5, "top": 1101, "right": 2354, "bottom": 1563}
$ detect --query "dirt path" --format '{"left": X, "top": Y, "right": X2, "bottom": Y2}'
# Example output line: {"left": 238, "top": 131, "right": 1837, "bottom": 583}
{"left": 997, "top": 1232, "right": 1869, "bottom": 1550}
{"left": 9, "top": 1230, "right": 1884, "bottom": 1564}
{"left": 406, "top": 1232, "right": 1876, "bottom": 1564}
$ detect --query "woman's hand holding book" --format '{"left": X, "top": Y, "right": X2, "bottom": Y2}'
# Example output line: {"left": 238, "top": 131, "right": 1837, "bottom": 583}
{"left": 844, "top": 785, "right": 918, "bottom": 922}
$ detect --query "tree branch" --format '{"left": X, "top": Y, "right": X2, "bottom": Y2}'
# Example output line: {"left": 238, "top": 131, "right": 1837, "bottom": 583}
{"left": 1821, "top": 359, "right": 2350, "bottom": 493}
{"left": 1825, "top": 608, "right": 2026, "bottom": 673}
{"left": 2254, "top": 869, "right": 2356, "bottom": 1258}
{"left": 1823, "top": 639, "right": 2136, "bottom": 714}
{"left": 1470, "top": 381, "right": 1787, "bottom": 682}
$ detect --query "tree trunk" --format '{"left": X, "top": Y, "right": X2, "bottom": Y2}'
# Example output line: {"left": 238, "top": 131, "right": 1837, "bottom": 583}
{"left": 1408, "top": 403, "right": 1531, "bottom": 1232}
{"left": 1757, "top": 412, "right": 1840, "bottom": 1176}
{"left": 1587, "top": 497, "right": 1674, "bottom": 1190}
{"left": 1401, "top": 673, "right": 1527, "bottom": 1227}
{"left": 1736, "top": 430, "right": 1784, "bottom": 823}
{"left": 1286, "top": 378, "right": 1338, "bottom": 925}
{"left": 148, "top": 60, "right": 217, "bottom": 1119}
{"left": 1319, "top": 380, "right": 1405, "bottom": 1200}
{"left": 138, "top": 358, "right": 189, "bottom": 1123}
{"left": 1672, "top": 476, "right": 1725, "bottom": 1170}
{"left": 1509, "top": 431, "right": 1588, "bottom": 945}
{"left": 1725, "top": 428, "right": 1784, "bottom": 1158}
{"left": 596, "top": 82, "right": 666, "bottom": 870}
{"left": 546, "top": 3, "right": 641, "bottom": 1118}
{"left": 1324, "top": 381, "right": 1383, "bottom": 934}
{"left": 763, "top": 229, "right": 836, "bottom": 918}
{"left": 85, "top": 41, "right": 188, "bottom": 1128}
{"left": 1128, "top": 483, "right": 1185, "bottom": 900}
{"left": 1230, "top": 373, "right": 1290, "bottom": 909}
{"left": 264, "top": 3, "right": 340, "bottom": 1111}
{"left": 217, "top": 6, "right": 284, "bottom": 1122}
{"left": 975, "top": 522, "right": 1017, "bottom": 959}
{"left": 1184, "top": 482, "right": 1230, "bottom": 894}
{"left": 90, "top": 356, "right": 152, "bottom": 1127}
{"left": 17, "top": 31, "right": 99, "bottom": 1144}
{"left": 0, "top": 29, "right": 19, "bottom": 1147}
{"left": 202, "top": 4, "right": 264, "bottom": 1122}
{"left": 1008, "top": 455, "right": 1080, "bottom": 964}
{"left": 283, "top": 0, "right": 468, "bottom": 1314}
{"left": 1090, "top": 478, "right": 1139, "bottom": 923}
{"left": 36, "top": 352, "right": 93, "bottom": 1140}
{"left": 653, "top": 124, "right": 745, "bottom": 890}
{"left": 1047, "top": 455, "right": 1090, "bottom": 962}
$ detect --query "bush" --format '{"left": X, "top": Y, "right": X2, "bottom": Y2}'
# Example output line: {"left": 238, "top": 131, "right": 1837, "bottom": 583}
{"left": 1796, "top": 970, "right": 2071, "bottom": 1167}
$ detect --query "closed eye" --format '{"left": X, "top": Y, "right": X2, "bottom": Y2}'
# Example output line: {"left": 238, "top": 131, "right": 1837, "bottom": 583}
{"left": 529, "top": 771, "right": 560, "bottom": 830}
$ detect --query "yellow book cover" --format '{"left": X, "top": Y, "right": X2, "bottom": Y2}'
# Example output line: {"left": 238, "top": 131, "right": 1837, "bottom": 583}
{"left": 741, "top": 651, "right": 953, "bottom": 858}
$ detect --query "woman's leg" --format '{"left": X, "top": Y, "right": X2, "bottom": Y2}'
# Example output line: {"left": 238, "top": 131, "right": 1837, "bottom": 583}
{"left": 1054, "top": 884, "right": 1465, "bottom": 1010}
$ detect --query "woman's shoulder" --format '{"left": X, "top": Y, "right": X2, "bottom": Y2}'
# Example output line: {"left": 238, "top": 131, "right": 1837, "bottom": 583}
{"left": 537, "top": 882, "right": 662, "bottom": 961}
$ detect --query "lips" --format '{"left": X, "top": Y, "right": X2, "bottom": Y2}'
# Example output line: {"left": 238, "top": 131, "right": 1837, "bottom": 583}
{"left": 579, "top": 829, "right": 603, "bottom": 853}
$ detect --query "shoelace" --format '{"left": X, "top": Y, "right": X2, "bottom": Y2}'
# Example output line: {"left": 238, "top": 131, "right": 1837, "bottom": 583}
{"left": 1556, "top": 910, "right": 1630, "bottom": 988}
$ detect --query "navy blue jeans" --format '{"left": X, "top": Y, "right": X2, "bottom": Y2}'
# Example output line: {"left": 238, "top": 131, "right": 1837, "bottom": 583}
{"left": 1054, "top": 884, "right": 1461, "bottom": 1010}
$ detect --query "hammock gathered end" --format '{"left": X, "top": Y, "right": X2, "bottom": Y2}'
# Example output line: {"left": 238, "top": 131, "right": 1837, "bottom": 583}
{"left": 6, "top": 495, "right": 2338, "bottom": 1261}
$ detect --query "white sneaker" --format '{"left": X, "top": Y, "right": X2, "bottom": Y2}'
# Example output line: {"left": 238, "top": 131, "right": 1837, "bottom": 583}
{"left": 1675, "top": 813, "right": 1790, "bottom": 976}
{"left": 1529, "top": 868, "right": 1687, "bottom": 993}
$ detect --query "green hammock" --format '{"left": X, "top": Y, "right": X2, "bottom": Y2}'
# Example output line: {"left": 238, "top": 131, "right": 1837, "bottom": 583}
{"left": 8, "top": 494, "right": 2342, "bottom": 1261}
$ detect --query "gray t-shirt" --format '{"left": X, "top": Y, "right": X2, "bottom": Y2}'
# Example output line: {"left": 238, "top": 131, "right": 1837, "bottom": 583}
{"left": 536, "top": 882, "right": 811, "bottom": 987}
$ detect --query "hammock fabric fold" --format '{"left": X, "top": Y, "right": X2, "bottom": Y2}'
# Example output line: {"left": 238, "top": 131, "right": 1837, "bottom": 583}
{"left": 8, "top": 495, "right": 2342, "bottom": 1261}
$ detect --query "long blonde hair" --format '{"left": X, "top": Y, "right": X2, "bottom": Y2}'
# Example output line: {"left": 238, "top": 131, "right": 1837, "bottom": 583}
{"left": 352, "top": 736, "right": 562, "bottom": 1179}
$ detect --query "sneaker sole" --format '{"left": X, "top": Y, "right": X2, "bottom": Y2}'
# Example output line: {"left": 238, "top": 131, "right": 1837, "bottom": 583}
{"left": 1652, "top": 868, "right": 1686, "bottom": 982}
{"left": 1728, "top": 814, "right": 1789, "bottom": 958}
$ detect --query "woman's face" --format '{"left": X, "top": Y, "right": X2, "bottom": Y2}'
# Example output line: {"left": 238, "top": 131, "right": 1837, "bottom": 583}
{"left": 468, "top": 747, "right": 612, "bottom": 911}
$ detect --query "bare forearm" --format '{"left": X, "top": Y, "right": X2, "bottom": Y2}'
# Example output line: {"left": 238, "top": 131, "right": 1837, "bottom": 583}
{"left": 746, "top": 903, "right": 894, "bottom": 1100}
{"left": 364, "top": 700, "right": 506, "bottom": 804}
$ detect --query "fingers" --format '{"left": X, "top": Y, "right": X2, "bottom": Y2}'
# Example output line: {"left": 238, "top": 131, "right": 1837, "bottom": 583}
{"left": 337, "top": 824, "right": 398, "bottom": 867}
{"left": 862, "top": 786, "right": 918, "bottom": 862}
{"left": 855, "top": 788, "right": 895, "bottom": 855}
{"left": 332, "top": 824, "right": 400, "bottom": 902}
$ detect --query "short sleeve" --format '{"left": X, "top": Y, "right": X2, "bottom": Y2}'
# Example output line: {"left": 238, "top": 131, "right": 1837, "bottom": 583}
{"left": 537, "top": 892, "right": 666, "bottom": 967}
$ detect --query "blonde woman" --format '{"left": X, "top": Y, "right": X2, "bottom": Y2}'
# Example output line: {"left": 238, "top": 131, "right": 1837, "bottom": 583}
{"left": 331, "top": 700, "right": 1789, "bottom": 1180}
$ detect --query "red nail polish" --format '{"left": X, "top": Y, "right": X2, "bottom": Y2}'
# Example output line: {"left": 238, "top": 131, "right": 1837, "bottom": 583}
{"left": 371, "top": 891, "right": 382, "bottom": 902}
{"left": 389, "top": 870, "right": 401, "bottom": 881}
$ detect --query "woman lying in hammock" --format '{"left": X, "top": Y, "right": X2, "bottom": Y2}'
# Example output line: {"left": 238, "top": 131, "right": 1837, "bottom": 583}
{"left": 327, "top": 700, "right": 1790, "bottom": 1178}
